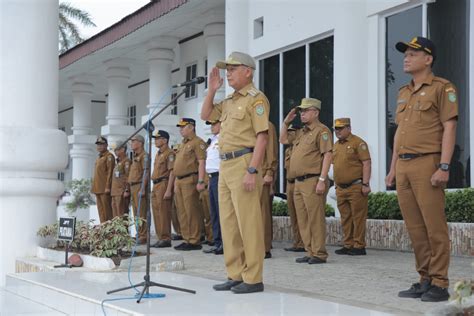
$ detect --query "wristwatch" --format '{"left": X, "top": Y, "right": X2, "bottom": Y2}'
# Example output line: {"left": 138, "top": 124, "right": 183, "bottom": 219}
{"left": 247, "top": 167, "right": 258, "bottom": 174}
{"left": 198, "top": 179, "right": 205, "bottom": 184}
{"left": 438, "top": 163, "right": 450, "bottom": 172}
{"left": 362, "top": 183, "right": 370, "bottom": 187}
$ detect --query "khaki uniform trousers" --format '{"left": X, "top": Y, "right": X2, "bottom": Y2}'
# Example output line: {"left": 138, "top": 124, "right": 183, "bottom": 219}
{"left": 396, "top": 154, "right": 450, "bottom": 288}
{"left": 130, "top": 185, "right": 147, "bottom": 241}
{"left": 151, "top": 181, "right": 172, "bottom": 241}
{"left": 287, "top": 181, "right": 304, "bottom": 248}
{"left": 219, "top": 154, "right": 264, "bottom": 284}
{"left": 96, "top": 193, "right": 113, "bottom": 223}
{"left": 111, "top": 195, "right": 129, "bottom": 219}
{"left": 171, "top": 200, "right": 181, "bottom": 235}
{"left": 336, "top": 184, "right": 368, "bottom": 249}
{"left": 199, "top": 189, "right": 214, "bottom": 242}
{"left": 174, "top": 174, "right": 201, "bottom": 245}
{"left": 260, "top": 184, "right": 273, "bottom": 253}
{"left": 294, "top": 177, "right": 328, "bottom": 260}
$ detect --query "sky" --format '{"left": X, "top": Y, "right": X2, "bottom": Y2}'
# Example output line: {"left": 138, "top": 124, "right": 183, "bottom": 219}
{"left": 66, "top": 0, "right": 150, "bottom": 39}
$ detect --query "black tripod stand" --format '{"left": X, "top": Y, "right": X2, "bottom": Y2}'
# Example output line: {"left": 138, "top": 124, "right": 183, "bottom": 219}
{"left": 107, "top": 87, "right": 196, "bottom": 302}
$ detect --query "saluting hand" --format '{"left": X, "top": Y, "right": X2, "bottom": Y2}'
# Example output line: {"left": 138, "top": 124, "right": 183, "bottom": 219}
{"left": 208, "top": 67, "right": 223, "bottom": 93}
{"left": 315, "top": 180, "right": 326, "bottom": 195}
{"left": 243, "top": 173, "right": 257, "bottom": 192}
{"left": 431, "top": 169, "right": 449, "bottom": 187}
{"left": 284, "top": 108, "right": 297, "bottom": 125}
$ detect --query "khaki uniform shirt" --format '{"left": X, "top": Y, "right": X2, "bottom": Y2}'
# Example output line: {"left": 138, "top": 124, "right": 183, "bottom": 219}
{"left": 208, "top": 83, "right": 270, "bottom": 153}
{"left": 289, "top": 121, "right": 332, "bottom": 177}
{"left": 173, "top": 135, "right": 207, "bottom": 177}
{"left": 128, "top": 150, "right": 148, "bottom": 184}
{"left": 333, "top": 134, "right": 370, "bottom": 185}
{"left": 395, "top": 73, "right": 458, "bottom": 154}
{"left": 262, "top": 121, "right": 278, "bottom": 177}
{"left": 111, "top": 158, "right": 131, "bottom": 196}
{"left": 151, "top": 147, "right": 174, "bottom": 180}
{"left": 91, "top": 151, "right": 115, "bottom": 194}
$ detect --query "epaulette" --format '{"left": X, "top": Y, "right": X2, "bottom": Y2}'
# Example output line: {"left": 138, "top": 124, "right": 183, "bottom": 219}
{"left": 432, "top": 76, "right": 450, "bottom": 85}
{"left": 247, "top": 88, "right": 260, "bottom": 97}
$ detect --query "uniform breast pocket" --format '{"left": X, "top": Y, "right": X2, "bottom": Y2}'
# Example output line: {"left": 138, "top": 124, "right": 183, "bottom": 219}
{"left": 395, "top": 103, "right": 407, "bottom": 124}
{"left": 414, "top": 101, "right": 436, "bottom": 124}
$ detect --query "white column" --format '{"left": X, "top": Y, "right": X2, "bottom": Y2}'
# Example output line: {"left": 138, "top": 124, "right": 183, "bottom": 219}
{"left": 0, "top": 0, "right": 68, "bottom": 286}
{"left": 143, "top": 37, "right": 179, "bottom": 143}
{"left": 101, "top": 59, "right": 135, "bottom": 147}
{"left": 68, "top": 81, "right": 96, "bottom": 180}
{"left": 204, "top": 22, "right": 226, "bottom": 101}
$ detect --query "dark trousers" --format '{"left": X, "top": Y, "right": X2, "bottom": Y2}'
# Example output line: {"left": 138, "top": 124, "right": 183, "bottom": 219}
{"left": 209, "top": 175, "right": 222, "bottom": 248}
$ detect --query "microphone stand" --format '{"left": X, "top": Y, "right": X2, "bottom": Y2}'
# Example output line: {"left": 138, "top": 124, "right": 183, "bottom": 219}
{"left": 107, "top": 86, "right": 196, "bottom": 302}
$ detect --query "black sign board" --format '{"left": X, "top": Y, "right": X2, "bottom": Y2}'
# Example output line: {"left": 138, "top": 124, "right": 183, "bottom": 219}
{"left": 57, "top": 217, "right": 76, "bottom": 242}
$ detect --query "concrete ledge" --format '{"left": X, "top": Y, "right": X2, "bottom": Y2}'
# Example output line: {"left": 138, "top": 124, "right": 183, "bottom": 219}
{"left": 273, "top": 217, "right": 473, "bottom": 257}
{"left": 36, "top": 247, "right": 115, "bottom": 270}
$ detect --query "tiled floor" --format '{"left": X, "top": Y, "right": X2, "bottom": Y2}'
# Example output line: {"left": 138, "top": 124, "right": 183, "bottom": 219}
{"left": 4, "top": 271, "right": 392, "bottom": 316}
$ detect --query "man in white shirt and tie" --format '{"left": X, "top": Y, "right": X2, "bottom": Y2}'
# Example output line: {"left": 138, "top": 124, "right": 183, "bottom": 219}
{"left": 203, "top": 119, "right": 223, "bottom": 255}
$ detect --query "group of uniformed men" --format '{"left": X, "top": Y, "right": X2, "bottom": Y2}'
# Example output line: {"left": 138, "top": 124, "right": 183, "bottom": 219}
{"left": 91, "top": 35, "right": 456, "bottom": 300}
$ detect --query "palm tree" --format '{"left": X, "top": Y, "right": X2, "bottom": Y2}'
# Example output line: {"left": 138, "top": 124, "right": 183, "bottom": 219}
{"left": 59, "top": 2, "right": 96, "bottom": 54}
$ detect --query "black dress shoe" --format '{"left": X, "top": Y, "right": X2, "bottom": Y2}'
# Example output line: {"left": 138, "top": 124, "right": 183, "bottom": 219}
{"left": 348, "top": 248, "right": 366, "bottom": 256}
{"left": 171, "top": 234, "right": 183, "bottom": 241}
{"left": 308, "top": 256, "right": 326, "bottom": 264}
{"left": 421, "top": 285, "right": 449, "bottom": 302}
{"left": 295, "top": 256, "right": 310, "bottom": 263}
{"left": 398, "top": 280, "right": 431, "bottom": 298}
{"left": 173, "top": 242, "right": 188, "bottom": 250}
{"left": 207, "top": 241, "right": 215, "bottom": 247}
{"left": 264, "top": 252, "right": 272, "bottom": 259}
{"left": 152, "top": 240, "right": 171, "bottom": 248}
{"left": 214, "top": 247, "right": 224, "bottom": 255}
{"left": 213, "top": 280, "right": 242, "bottom": 291}
{"left": 335, "top": 247, "right": 351, "bottom": 255}
{"left": 203, "top": 247, "right": 217, "bottom": 254}
{"left": 179, "top": 243, "right": 202, "bottom": 251}
{"left": 284, "top": 246, "right": 304, "bottom": 252}
{"left": 231, "top": 282, "right": 264, "bottom": 294}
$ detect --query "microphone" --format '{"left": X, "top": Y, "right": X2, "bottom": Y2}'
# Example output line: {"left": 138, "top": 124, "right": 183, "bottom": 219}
{"left": 172, "top": 76, "right": 206, "bottom": 88}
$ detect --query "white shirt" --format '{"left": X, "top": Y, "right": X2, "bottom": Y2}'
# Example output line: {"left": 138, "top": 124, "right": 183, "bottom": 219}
{"left": 205, "top": 134, "right": 220, "bottom": 173}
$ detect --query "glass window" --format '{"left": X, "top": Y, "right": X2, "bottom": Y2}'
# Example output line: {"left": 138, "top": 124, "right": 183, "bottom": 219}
{"left": 170, "top": 92, "right": 178, "bottom": 115}
{"left": 128, "top": 105, "right": 136, "bottom": 128}
{"left": 428, "top": 0, "right": 470, "bottom": 188}
{"left": 283, "top": 46, "right": 306, "bottom": 127}
{"left": 310, "top": 36, "right": 334, "bottom": 129}
{"left": 185, "top": 63, "right": 197, "bottom": 99}
{"left": 385, "top": 6, "right": 422, "bottom": 185}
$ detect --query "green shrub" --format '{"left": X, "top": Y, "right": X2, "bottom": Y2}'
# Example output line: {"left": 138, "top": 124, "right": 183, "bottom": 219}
{"left": 37, "top": 215, "right": 144, "bottom": 258}
{"left": 272, "top": 188, "right": 473, "bottom": 223}
{"left": 65, "top": 179, "right": 94, "bottom": 215}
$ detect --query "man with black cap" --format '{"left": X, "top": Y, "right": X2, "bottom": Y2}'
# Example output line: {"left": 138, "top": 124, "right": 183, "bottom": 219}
{"left": 201, "top": 51, "right": 269, "bottom": 294}
{"left": 280, "top": 98, "right": 332, "bottom": 265}
{"left": 111, "top": 141, "right": 131, "bottom": 219}
{"left": 126, "top": 134, "right": 149, "bottom": 244}
{"left": 172, "top": 118, "right": 207, "bottom": 251}
{"left": 202, "top": 119, "right": 223, "bottom": 255}
{"left": 151, "top": 130, "right": 175, "bottom": 248}
{"left": 332, "top": 118, "right": 371, "bottom": 256}
{"left": 386, "top": 36, "right": 458, "bottom": 302}
{"left": 91, "top": 136, "right": 115, "bottom": 223}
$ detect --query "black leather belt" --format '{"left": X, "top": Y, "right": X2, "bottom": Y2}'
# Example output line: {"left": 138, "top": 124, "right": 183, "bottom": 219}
{"left": 152, "top": 176, "right": 168, "bottom": 184}
{"left": 398, "top": 152, "right": 440, "bottom": 160}
{"left": 287, "top": 178, "right": 295, "bottom": 184}
{"left": 176, "top": 172, "right": 198, "bottom": 180}
{"left": 129, "top": 182, "right": 141, "bottom": 186}
{"left": 337, "top": 179, "right": 362, "bottom": 189}
{"left": 220, "top": 148, "right": 254, "bottom": 161}
{"left": 295, "top": 174, "right": 320, "bottom": 182}
{"left": 208, "top": 172, "right": 219, "bottom": 178}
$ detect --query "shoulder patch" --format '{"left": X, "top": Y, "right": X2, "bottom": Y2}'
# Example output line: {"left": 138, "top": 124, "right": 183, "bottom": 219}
{"left": 322, "top": 132, "right": 329, "bottom": 141}
{"left": 255, "top": 103, "right": 265, "bottom": 116}
{"left": 108, "top": 156, "right": 112, "bottom": 161}
{"left": 448, "top": 91, "right": 457, "bottom": 103}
